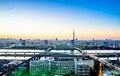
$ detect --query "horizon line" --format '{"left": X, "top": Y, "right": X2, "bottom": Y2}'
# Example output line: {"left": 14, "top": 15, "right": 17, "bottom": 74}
{"left": 0, "top": 37, "right": 120, "bottom": 40}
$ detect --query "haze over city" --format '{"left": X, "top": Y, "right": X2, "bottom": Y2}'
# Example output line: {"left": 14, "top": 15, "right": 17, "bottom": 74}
{"left": 0, "top": 0, "right": 120, "bottom": 39}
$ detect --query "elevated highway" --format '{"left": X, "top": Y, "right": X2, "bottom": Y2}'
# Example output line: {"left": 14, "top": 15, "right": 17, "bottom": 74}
{"left": 0, "top": 48, "right": 52, "bottom": 76}
{"left": 0, "top": 47, "right": 120, "bottom": 76}
{"left": 0, "top": 51, "right": 120, "bottom": 58}
{"left": 75, "top": 47, "right": 120, "bottom": 71}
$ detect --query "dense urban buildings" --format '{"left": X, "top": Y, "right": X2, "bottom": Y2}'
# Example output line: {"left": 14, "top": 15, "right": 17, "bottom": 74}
{"left": 0, "top": 38, "right": 120, "bottom": 50}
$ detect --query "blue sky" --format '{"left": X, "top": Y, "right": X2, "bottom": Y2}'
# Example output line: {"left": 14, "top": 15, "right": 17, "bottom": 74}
{"left": 0, "top": 0, "right": 120, "bottom": 39}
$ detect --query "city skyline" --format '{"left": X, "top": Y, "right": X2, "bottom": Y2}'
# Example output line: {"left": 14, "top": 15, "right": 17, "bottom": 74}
{"left": 0, "top": 0, "right": 120, "bottom": 40}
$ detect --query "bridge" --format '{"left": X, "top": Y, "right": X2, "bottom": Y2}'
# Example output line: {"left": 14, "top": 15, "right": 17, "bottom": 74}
{"left": 75, "top": 47, "right": 120, "bottom": 71}
{"left": 0, "top": 51, "right": 120, "bottom": 58}
{"left": 0, "top": 47, "right": 120, "bottom": 76}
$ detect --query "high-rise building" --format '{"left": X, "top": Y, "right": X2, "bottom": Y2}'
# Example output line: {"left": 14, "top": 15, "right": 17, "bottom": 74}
{"left": 77, "top": 64, "right": 90, "bottom": 76}
{"left": 29, "top": 60, "right": 74, "bottom": 76}
{"left": 29, "top": 56, "right": 92, "bottom": 76}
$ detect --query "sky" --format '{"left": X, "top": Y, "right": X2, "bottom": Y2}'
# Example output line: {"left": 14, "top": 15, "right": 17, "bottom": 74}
{"left": 0, "top": 0, "right": 120, "bottom": 40}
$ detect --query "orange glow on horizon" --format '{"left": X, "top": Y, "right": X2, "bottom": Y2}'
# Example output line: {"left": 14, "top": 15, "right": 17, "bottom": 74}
{"left": 0, "top": 32, "right": 120, "bottom": 40}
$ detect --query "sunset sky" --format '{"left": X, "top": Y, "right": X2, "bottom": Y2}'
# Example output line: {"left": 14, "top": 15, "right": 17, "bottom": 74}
{"left": 0, "top": 0, "right": 120, "bottom": 39}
